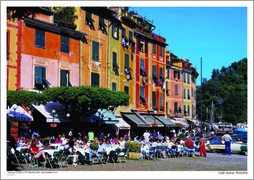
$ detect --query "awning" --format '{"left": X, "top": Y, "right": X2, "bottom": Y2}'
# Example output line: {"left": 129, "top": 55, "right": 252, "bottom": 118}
{"left": 171, "top": 118, "right": 189, "bottom": 127}
{"left": 122, "top": 113, "right": 149, "bottom": 127}
{"left": 7, "top": 105, "right": 34, "bottom": 121}
{"left": 32, "top": 103, "right": 72, "bottom": 123}
{"left": 140, "top": 114, "right": 164, "bottom": 127}
{"left": 94, "top": 109, "right": 119, "bottom": 124}
{"left": 33, "top": 104, "right": 119, "bottom": 124}
{"left": 153, "top": 115, "right": 177, "bottom": 127}
{"left": 115, "top": 118, "right": 130, "bottom": 130}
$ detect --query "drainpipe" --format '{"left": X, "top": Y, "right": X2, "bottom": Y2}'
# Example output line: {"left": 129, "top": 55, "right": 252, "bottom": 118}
{"left": 79, "top": 39, "right": 82, "bottom": 86}
{"left": 107, "top": 19, "right": 110, "bottom": 89}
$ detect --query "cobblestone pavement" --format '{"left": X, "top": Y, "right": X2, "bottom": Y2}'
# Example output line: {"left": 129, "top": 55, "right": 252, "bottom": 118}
{"left": 10, "top": 152, "right": 247, "bottom": 172}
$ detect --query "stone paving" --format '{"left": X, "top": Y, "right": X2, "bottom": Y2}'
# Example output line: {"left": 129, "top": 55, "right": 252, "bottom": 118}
{"left": 10, "top": 153, "right": 247, "bottom": 172}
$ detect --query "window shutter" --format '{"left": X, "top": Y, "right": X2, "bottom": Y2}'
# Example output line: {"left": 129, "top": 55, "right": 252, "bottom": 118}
{"left": 35, "top": 30, "right": 40, "bottom": 46}
{"left": 112, "top": 24, "right": 114, "bottom": 37}
{"left": 153, "top": 65, "right": 156, "bottom": 74}
{"left": 35, "top": 66, "right": 43, "bottom": 84}
{"left": 96, "top": 73, "right": 100, "bottom": 87}
{"left": 167, "top": 68, "right": 169, "bottom": 78}
{"left": 175, "top": 85, "right": 178, "bottom": 95}
{"left": 160, "top": 93, "right": 163, "bottom": 106}
{"left": 184, "top": 89, "right": 185, "bottom": 98}
{"left": 184, "top": 73, "right": 186, "bottom": 82}
{"left": 65, "top": 37, "right": 69, "bottom": 52}
{"left": 178, "top": 72, "right": 180, "bottom": 79}
{"left": 152, "top": 92, "right": 156, "bottom": 106}
{"left": 117, "top": 26, "right": 119, "bottom": 39}
{"left": 61, "top": 70, "right": 67, "bottom": 87}
{"left": 96, "top": 41, "right": 99, "bottom": 60}
{"left": 125, "top": 54, "right": 129, "bottom": 67}
{"left": 92, "top": 41, "right": 95, "bottom": 60}
{"left": 188, "top": 105, "right": 189, "bottom": 116}
{"left": 138, "top": 39, "right": 141, "bottom": 51}
{"left": 159, "top": 67, "right": 163, "bottom": 76}
{"left": 41, "top": 30, "right": 45, "bottom": 47}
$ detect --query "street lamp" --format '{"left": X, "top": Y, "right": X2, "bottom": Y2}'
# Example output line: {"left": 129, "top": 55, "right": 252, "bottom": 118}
{"left": 20, "top": 109, "right": 25, "bottom": 121}
{"left": 66, "top": 113, "right": 70, "bottom": 118}
{"left": 13, "top": 104, "right": 18, "bottom": 121}
{"left": 52, "top": 110, "right": 56, "bottom": 123}
{"left": 97, "top": 109, "right": 104, "bottom": 137}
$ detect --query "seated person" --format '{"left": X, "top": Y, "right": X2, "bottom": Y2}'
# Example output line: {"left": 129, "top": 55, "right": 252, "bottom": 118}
{"left": 54, "top": 137, "right": 62, "bottom": 144}
{"left": 22, "top": 139, "right": 31, "bottom": 147}
{"left": 66, "top": 138, "right": 78, "bottom": 166}
{"left": 182, "top": 138, "right": 194, "bottom": 148}
{"left": 97, "top": 139, "right": 107, "bottom": 162}
{"left": 29, "top": 140, "right": 47, "bottom": 163}
{"left": 43, "top": 136, "right": 51, "bottom": 149}
{"left": 104, "top": 139, "right": 116, "bottom": 163}
{"left": 119, "top": 137, "right": 126, "bottom": 148}
{"left": 76, "top": 136, "right": 83, "bottom": 147}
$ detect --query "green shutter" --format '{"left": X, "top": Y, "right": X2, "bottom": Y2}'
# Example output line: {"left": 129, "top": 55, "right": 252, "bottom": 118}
{"left": 60, "top": 70, "right": 67, "bottom": 87}
{"left": 125, "top": 54, "right": 129, "bottom": 67}
{"left": 152, "top": 92, "right": 156, "bottom": 106}
{"left": 153, "top": 65, "right": 157, "bottom": 74}
{"left": 160, "top": 93, "right": 163, "bottom": 106}
{"left": 35, "top": 66, "right": 43, "bottom": 84}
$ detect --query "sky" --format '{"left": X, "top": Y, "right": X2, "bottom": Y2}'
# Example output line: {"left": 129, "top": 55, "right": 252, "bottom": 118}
{"left": 131, "top": 6, "right": 248, "bottom": 85}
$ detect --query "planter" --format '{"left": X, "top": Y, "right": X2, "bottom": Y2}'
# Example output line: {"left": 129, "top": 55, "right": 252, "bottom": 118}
{"left": 129, "top": 152, "right": 142, "bottom": 160}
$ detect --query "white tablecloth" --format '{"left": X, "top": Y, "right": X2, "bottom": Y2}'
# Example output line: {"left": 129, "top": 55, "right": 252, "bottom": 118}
{"left": 43, "top": 149, "right": 60, "bottom": 157}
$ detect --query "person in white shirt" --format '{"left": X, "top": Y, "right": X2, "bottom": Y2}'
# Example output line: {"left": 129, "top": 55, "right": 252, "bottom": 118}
{"left": 143, "top": 130, "right": 150, "bottom": 143}
{"left": 119, "top": 137, "right": 126, "bottom": 148}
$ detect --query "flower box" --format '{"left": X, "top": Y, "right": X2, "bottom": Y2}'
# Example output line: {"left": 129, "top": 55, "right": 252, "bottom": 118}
{"left": 129, "top": 152, "right": 142, "bottom": 160}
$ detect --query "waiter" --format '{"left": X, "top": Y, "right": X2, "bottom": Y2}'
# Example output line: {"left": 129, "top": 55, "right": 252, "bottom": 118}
{"left": 222, "top": 131, "right": 232, "bottom": 155}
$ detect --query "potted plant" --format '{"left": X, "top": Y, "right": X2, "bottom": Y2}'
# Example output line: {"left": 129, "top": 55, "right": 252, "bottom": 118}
{"left": 90, "top": 140, "right": 99, "bottom": 151}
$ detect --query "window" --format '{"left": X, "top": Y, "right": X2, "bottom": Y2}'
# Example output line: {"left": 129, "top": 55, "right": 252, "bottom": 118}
{"left": 112, "top": 52, "right": 119, "bottom": 71}
{"left": 153, "top": 44, "right": 156, "bottom": 54}
{"left": 153, "top": 65, "right": 158, "bottom": 79}
{"left": 184, "top": 105, "right": 186, "bottom": 116}
{"left": 138, "top": 39, "right": 147, "bottom": 53}
{"left": 124, "top": 86, "right": 129, "bottom": 94}
{"left": 92, "top": 41, "right": 99, "bottom": 61}
{"left": 124, "top": 86, "right": 129, "bottom": 95}
{"left": 140, "top": 86, "right": 146, "bottom": 104}
{"left": 159, "top": 67, "right": 165, "bottom": 81}
{"left": 34, "top": 66, "right": 50, "bottom": 89}
{"left": 122, "top": 27, "right": 128, "bottom": 43}
{"left": 175, "top": 85, "right": 178, "bottom": 95}
{"left": 60, "top": 70, "right": 72, "bottom": 87}
{"left": 99, "top": 16, "right": 107, "bottom": 31}
{"left": 159, "top": 46, "right": 163, "bottom": 57}
{"left": 91, "top": 72, "right": 99, "bottom": 87}
{"left": 152, "top": 92, "right": 156, "bottom": 107}
{"left": 188, "top": 105, "right": 190, "bottom": 116}
{"left": 184, "top": 89, "right": 186, "bottom": 99}
{"left": 174, "top": 102, "right": 178, "bottom": 112}
{"left": 140, "top": 59, "right": 147, "bottom": 76}
{"left": 85, "top": 11, "right": 94, "bottom": 26}
{"left": 112, "top": 82, "right": 116, "bottom": 91}
{"left": 184, "top": 72, "right": 186, "bottom": 82}
{"left": 129, "top": 31, "right": 135, "bottom": 48}
{"left": 60, "top": 35, "right": 69, "bottom": 53}
{"left": 159, "top": 93, "right": 163, "bottom": 107}
{"left": 112, "top": 24, "right": 119, "bottom": 39}
{"left": 167, "top": 68, "right": 170, "bottom": 78}
{"left": 124, "top": 54, "right": 130, "bottom": 69}
{"left": 188, "top": 89, "right": 190, "bottom": 99}
{"left": 35, "top": 29, "right": 45, "bottom": 48}
{"left": 187, "top": 74, "right": 189, "bottom": 83}
{"left": 166, "top": 82, "right": 169, "bottom": 93}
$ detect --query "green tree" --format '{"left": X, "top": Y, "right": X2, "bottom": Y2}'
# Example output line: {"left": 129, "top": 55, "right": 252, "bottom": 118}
{"left": 42, "top": 86, "right": 130, "bottom": 123}
{"left": 7, "top": 90, "right": 46, "bottom": 108}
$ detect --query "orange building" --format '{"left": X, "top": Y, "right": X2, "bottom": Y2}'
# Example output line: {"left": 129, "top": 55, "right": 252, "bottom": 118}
{"left": 19, "top": 8, "right": 86, "bottom": 91}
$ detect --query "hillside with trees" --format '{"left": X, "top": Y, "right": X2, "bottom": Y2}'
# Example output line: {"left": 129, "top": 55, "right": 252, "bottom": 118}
{"left": 196, "top": 58, "right": 247, "bottom": 125}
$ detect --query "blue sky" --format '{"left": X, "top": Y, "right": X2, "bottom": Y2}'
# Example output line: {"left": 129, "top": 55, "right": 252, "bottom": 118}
{"left": 131, "top": 6, "right": 247, "bottom": 85}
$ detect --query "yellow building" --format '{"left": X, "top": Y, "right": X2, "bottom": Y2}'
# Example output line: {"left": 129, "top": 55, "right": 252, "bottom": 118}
{"left": 7, "top": 10, "right": 21, "bottom": 90}
{"left": 165, "top": 51, "right": 171, "bottom": 116}
{"left": 182, "top": 61, "right": 192, "bottom": 119}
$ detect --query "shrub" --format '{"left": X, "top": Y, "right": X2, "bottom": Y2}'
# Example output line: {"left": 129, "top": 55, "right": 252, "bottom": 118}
{"left": 178, "top": 133, "right": 186, "bottom": 141}
{"left": 126, "top": 141, "right": 141, "bottom": 153}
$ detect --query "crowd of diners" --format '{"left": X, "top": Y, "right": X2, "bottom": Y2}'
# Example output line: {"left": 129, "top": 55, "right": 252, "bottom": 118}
{"left": 13, "top": 127, "right": 207, "bottom": 166}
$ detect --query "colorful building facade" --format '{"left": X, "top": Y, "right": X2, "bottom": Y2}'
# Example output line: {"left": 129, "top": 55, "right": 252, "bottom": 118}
{"left": 7, "top": 10, "right": 22, "bottom": 91}
{"left": 182, "top": 62, "right": 192, "bottom": 119}
{"left": 19, "top": 8, "right": 85, "bottom": 91}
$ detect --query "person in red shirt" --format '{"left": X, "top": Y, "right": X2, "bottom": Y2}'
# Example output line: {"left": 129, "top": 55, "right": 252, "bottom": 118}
{"left": 199, "top": 135, "right": 207, "bottom": 157}
{"left": 183, "top": 138, "right": 194, "bottom": 148}
{"left": 29, "top": 140, "right": 46, "bottom": 161}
